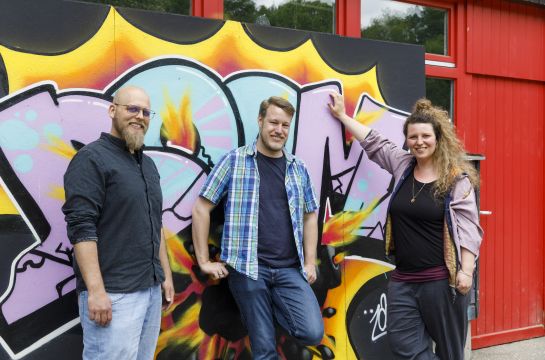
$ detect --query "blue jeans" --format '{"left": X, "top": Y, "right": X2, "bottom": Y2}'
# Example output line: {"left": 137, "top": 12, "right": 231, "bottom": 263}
{"left": 78, "top": 285, "right": 162, "bottom": 360}
{"left": 228, "top": 265, "right": 324, "bottom": 360}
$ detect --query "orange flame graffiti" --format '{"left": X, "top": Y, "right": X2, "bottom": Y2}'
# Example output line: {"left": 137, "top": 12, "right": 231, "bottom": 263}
{"left": 164, "top": 229, "right": 194, "bottom": 276}
{"left": 156, "top": 230, "right": 247, "bottom": 358}
{"left": 161, "top": 89, "right": 197, "bottom": 152}
{"left": 345, "top": 107, "right": 387, "bottom": 143}
{"left": 156, "top": 302, "right": 204, "bottom": 355}
{"left": 333, "top": 252, "right": 345, "bottom": 265}
{"left": 47, "top": 185, "right": 65, "bottom": 201}
{"left": 321, "top": 198, "right": 380, "bottom": 247}
{"left": 42, "top": 134, "right": 77, "bottom": 159}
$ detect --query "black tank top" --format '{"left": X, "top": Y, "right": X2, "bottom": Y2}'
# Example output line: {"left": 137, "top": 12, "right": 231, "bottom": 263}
{"left": 390, "top": 172, "right": 445, "bottom": 272}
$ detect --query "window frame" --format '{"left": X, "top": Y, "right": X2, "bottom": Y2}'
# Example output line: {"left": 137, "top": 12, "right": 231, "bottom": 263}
{"left": 357, "top": 0, "right": 461, "bottom": 122}
{"left": 192, "top": 0, "right": 223, "bottom": 19}
{"left": 426, "top": 76, "right": 455, "bottom": 119}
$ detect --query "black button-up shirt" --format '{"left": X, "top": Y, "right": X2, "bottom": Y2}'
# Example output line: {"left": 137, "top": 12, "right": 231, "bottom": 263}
{"left": 62, "top": 133, "right": 165, "bottom": 293}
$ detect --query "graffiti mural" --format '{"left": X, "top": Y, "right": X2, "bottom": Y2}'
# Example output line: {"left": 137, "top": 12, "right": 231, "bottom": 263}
{"left": 0, "top": 1, "right": 424, "bottom": 359}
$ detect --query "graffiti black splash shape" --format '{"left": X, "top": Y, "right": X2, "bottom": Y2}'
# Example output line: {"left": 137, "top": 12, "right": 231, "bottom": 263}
{"left": 346, "top": 272, "right": 395, "bottom": 360}
{"left": 0, "top": 0, "right": 109, "bottom": 55}
{"left": 0, "top": 215, "right": 36, "bottom": 302}
{"left": 117, "top": 8, "right": 225, "bottom": 45}
{"left": 312, "top": 35, "right": 425, "bottom": 112}
{"left": 243, "top": 24, "right": 310, "bottom": 51}
{"left": 0, "top": 289, "right": 78, "bottom": 356}
{"left": 199, "top": 282, "right": 247, "bottom": 341}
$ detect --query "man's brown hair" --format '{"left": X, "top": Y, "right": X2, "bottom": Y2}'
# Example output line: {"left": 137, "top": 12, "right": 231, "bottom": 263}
{"left": 258, "top": 96, "right": 295, "bottom": 118}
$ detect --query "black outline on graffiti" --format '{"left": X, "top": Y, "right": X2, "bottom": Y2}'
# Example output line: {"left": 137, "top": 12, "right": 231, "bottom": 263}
{"left": 0, "top": 82, "right": 84, "bottom": 358}
{"left": 0, "top": 54, "right": 8, "bottom": 97}
{"left": 145, "top": 147, "right": 209, "bottom": 222}
{"left": 0, "top": 55, "right": 412, "bottom": 358}
{"left": 0, "top": 84, "right": 56, "bottom": 244}
{"left": 0, "top": 83, "right": 89, "bottom": 307}
{"left": 347, "top": 93, "right": 410, "bottom": 237}
{"left": 0, "top": 56, "right": 248, "bottom": 356}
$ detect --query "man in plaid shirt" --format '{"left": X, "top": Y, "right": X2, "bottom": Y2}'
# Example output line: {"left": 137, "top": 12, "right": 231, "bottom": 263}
{"left": 192, "top": 96, "right": 324, "bottom": 359}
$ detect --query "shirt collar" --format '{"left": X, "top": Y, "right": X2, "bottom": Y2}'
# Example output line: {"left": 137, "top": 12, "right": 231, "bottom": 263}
{"left": 245, "top": 139, "right": 295, "bottom": 163}
{"left": 100, "top": 132, "right": 145, "bottom": 156}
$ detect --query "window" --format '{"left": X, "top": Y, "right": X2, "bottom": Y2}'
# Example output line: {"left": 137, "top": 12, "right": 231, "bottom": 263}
{"left": 426, "top": 77, "right": 453, "bottom": 118}
{"left": 224, "top": 0, "right": 336, "bottom": 33}
{"left": 79, "top": 0, "right": 191, "bottom": 15}
{"left": 361, "top": 0, "right": 448, "bottom": 55}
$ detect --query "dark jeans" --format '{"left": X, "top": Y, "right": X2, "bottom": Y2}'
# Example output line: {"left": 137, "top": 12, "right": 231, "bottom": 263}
{"left": 387, "top": 279, "right": 470, "bottom": 360}
{"left": 228, "top": 265, "right": 324, "bottom": 360}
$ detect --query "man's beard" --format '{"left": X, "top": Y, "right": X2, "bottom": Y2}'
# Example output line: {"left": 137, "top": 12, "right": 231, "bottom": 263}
{"left": 122, "top": 127, "right": 145, "bottom": 152}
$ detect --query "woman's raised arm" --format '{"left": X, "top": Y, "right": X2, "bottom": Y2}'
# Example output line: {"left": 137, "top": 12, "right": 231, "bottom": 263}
{"left": 328, "top": 92, "right": 372, "bottom": 142}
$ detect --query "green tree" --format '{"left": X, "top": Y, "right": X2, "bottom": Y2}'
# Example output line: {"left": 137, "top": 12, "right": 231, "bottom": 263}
{"left": 224, "top": 0, "right": 334, "bottom": 33}
{"left": 362, "top": 7, "right": 451, "bottom": 115}
{"left": 224, "top": 0, "right": 258, "bottom": 22}
{"left": 264, "top": 0, "right": 333, "bottom": 33}
{"left": 426, "top": 78, "right": 452, "bottom": 117}
{"left": 362, "top": 6, "right": 446, "bottom": 55}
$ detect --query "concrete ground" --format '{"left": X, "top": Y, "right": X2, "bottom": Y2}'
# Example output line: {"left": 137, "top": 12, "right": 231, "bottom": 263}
{"left": 470, "top": 336, "right": 545, "bottom": 360}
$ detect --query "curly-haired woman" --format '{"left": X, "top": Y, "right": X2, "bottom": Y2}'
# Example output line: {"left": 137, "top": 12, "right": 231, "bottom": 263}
{"left": 329, "top": 92, "right": 483, "bottom": 360}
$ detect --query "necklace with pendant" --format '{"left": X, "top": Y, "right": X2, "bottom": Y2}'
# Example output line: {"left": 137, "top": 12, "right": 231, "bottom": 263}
{"left": 411, "top": 176, "right": 426, "bottom": 203}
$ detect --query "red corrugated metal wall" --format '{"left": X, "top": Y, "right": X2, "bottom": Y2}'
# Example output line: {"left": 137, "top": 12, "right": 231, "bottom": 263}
{"left": 461, "top": 75, "right": 545, "bottom": 348}
{"left": 466, "top": 0, "right": 545, "bottom": 81}
{"left": 458, "top": 0, "right": 545, "bottom": 348}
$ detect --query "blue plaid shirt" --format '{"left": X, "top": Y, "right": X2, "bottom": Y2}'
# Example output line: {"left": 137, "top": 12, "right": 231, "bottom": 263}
{"left": 199, "top": 140, "right": 319, "bottom": 280}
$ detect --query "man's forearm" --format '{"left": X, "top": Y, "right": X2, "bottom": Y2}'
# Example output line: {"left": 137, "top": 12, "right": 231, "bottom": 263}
{"left": 74, "top": 241, "right": 106, "bottom": 293}
{"left": 302, "top": 212, "right": 318, "bottom": 265}
{"left": 192, "top": 199, "right": 213, "bottom": 266}
{"left": 159, "top": 229, "right": 173, "bottom": 280}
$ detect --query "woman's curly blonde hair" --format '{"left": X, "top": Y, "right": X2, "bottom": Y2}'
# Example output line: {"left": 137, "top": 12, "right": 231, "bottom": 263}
{"left": 403, "top": 98, "right": 480, "bottom": 197}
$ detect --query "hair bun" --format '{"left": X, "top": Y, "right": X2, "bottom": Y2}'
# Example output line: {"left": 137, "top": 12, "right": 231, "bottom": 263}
{"left": 414, "top": 98, "right": 432, "bottom": 112}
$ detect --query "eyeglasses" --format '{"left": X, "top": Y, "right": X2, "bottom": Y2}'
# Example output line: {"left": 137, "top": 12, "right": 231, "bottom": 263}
{"left": 114, "top": 103, "right": 155, "bottom": 119}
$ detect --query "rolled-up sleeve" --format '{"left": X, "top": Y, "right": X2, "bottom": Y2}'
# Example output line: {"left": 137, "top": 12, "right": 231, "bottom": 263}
{"left": 449, "top": 177, "right": 484, "bottom": 258}
{"left": 302, "top": 164, "right": 318, "bottom": 213}
{"left": 360, "top": 129, "right": 412, "bottom": 176}
{"left": 62, "top": 149, "right": 105, "bottom": 244}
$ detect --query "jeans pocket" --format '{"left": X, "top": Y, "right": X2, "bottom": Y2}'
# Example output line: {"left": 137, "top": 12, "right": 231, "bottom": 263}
{"left": 108, "top": 292, "right": 128, "bottom": 305}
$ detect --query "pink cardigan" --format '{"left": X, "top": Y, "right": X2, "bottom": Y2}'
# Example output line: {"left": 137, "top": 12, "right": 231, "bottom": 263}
{"left": 361, "top": 129, "right": 484, "bottom": 285}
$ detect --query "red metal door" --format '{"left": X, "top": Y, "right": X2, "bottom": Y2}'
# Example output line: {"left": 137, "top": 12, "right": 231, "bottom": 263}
{"left": 460, "top": 74, "right": 545, "bottom": 348}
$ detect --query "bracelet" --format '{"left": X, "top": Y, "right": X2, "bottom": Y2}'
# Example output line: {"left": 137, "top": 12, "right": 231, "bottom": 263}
{"left": 459, "top": 269, "right": 473, "bottom": 278}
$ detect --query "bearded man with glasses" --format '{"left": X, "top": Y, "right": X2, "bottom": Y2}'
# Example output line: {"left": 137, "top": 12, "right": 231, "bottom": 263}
{"left": 62, "top": 86, "right": 174, "bottom": 359}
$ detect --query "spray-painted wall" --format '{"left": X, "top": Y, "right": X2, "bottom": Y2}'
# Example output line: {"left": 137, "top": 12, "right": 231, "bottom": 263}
{"left": 0, "top": 1, "right": 424, "bottom": 359}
